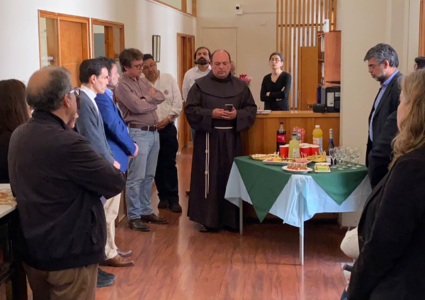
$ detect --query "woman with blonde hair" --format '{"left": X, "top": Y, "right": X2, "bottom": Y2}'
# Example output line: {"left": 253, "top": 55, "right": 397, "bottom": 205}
{"left": 347, "top": 69, "right": 425, "bottom": 300}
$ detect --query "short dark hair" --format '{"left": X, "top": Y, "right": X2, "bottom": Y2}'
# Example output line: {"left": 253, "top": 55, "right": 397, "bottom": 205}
{"left": 194, "top": 46, "right": 212, "bottom": 60}
{"left": 364, "top": 43, "right": 399, "bottom": 68}
{"left": 0, "top": 79, "right": 29, "bottom": 133}
{"left": 143, "top": 54, "right": 154, "bottom": 62}
{"left": 119, "top": 48, "right": 144, "bottom": 73}
{"left": 211, "top": 50, "right": 232, "bottom": 62}
{"left": 269, "top": 52, "right": 284, "bottom": 62}
{"left": 27, "top": 67, "right": 73, "bottom": 112}
{"left": 79, "top": 59, "right": 108, "bottom": 84}
{"left": 415, "top": 56, "right": 425, "bottom": 70}
{"left": 97, "top": 56, "right": 115, "bottom": 75}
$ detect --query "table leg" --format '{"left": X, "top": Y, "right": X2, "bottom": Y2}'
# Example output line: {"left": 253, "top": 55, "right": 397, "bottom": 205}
{"left": 299, "top": 220, "right": 304, "bottom": 265}
{"left": 239, "top": 198, "right": 243, "bottom": 235}
{"left": 299, "top": 194, "right": 305, "bottom": 265}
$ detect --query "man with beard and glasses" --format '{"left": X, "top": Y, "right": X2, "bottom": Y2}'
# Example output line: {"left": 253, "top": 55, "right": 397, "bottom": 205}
{"left": 364, "top": 43, "right": 402, "bottom": 166}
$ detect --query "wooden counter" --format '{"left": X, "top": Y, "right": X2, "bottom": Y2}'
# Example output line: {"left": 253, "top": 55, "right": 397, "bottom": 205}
{"left": 242, "top": 111, "right": 340, "bottom": 155}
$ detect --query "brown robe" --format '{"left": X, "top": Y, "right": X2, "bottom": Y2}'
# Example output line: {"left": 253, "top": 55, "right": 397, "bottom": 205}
{"left": 185, "top": 72, "right": 257, "bottom": 229}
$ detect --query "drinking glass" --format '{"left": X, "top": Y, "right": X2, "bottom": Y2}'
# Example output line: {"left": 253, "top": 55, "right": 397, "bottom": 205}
{"left": 346, "top": 147, "right": 353, "bottom": 167}
{"left": 329, "top": 148, "right": 337, "bottom": 169}
{"left": 353, "top": 148, "right": 361, "bottom": 168}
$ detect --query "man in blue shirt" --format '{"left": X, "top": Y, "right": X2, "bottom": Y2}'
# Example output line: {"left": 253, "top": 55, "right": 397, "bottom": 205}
{"left": 363, "top": 43, "right": 402, "bottom": 166}
{"left": 95, "top": 57, "right": 139, "bottom": 268}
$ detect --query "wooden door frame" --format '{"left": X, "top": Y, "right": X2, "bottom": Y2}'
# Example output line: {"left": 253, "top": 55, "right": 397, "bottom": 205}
{"left": 177, "top": 33, "right": 195, "bottom": 152}
{"left": 38, "top": 10, "right": 90, "bottom": 68}
{"left": 91, "top": 19, "right": 125, "bottom": 60}
{"left": 420, "top": 0, "right": 425, "bottom": 56}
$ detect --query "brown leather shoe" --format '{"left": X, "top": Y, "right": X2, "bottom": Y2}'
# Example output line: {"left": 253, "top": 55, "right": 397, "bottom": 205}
{"left": 117, "top": 249, "right": 133, "bottom": 258}
{"left": 140, "top": 213, "right": 168, "bottom": 224}
{"left": 129, "top": 219, "right": 150, "bottom": 232}
{"left": 106, "top": 254, "right": 134, "bottom": 267}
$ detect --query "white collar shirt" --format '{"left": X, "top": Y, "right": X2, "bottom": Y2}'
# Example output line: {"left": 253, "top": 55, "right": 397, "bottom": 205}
{"left": 182, "top": 65, "right": 211, "bottom": 101}
{"left": 80, "top": 85, "right": 99, "bottom": 114}
{"left": 146, "top": 72, "right": 182, "bottom": 121}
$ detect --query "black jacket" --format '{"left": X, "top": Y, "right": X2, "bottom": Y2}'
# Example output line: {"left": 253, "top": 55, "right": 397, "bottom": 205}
{"left": 366, "top": 71, "right": 402, "bottom": 166}
{"left": 8, "top": 111, "right": 126, "bottom": 271}
{"left": 348, "top": 147, "right": 425, "bottom": 300}
{"left": 367, "top": 111, "right": 398, "bottom": 189}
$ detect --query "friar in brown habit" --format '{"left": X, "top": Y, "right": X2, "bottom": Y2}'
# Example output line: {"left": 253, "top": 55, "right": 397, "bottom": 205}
{"left": 185, "top": 50, "right": 257, "bottom": 232}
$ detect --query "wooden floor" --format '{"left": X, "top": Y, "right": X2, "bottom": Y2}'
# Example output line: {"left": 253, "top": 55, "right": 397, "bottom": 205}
{"left": 95, "top": 149, "right": 351, "bottom": 300}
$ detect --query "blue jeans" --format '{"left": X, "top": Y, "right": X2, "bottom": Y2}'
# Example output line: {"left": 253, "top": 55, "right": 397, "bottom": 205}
{"left": 126, "top": 129, "right": 159, "bottom": 220}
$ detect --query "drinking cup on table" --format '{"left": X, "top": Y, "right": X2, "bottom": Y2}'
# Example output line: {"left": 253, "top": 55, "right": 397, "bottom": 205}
{"left": 310, "top": 145, "right": 319, "bottom": 155}
{"left": 300, "top": 145, "right": 311, "bottom": 157}
{"left": 280, "top": 145, "right": 289, "bottom": 158}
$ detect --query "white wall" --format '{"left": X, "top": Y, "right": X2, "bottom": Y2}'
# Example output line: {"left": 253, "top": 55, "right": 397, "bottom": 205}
{"left": 0, "top": 0, "right": 196, "bottom": 82}
{"left": 197, "top": 0, "right": 277, "bottom": 107}
{"left": 338, "top": 0, "right": 420, "bottom": 227}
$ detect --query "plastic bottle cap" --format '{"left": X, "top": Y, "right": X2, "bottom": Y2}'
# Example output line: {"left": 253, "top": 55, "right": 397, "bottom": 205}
{"left": 315, "top": 125, "right": 320, "bottom": 128}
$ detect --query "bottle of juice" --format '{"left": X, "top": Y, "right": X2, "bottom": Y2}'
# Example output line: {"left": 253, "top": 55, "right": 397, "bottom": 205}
{"left": 288, "top": 133, "right": 300, "bottom": 158}
{"left": 313, "top": 125, "right": 323, "bottom": 152}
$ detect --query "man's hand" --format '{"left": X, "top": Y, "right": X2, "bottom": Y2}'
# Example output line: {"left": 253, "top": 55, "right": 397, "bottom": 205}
{"left": 212, "top": 109, "right": 225, "bottom": 119}
{"left": 266, "top": 92, "right": 270, "bottom": 96}
{"left": 157, "top": 117, "right": 171, "bottom": 131}
{"left": 222, "top": 107, "right": 237, "bottom": 120}
{"left": 131, "top": 143, "right": 139, "bottom": 158}
{"left": 149, "top": 87, "right": 156, "bottom": 96}
{"left": 113, "top": 161, "right": 121, "bottom": 170}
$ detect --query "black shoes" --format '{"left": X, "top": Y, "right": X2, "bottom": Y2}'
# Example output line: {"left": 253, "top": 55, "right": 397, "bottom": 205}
{"left": 169, "top": 203, "right": 182, "bottom": 213}
{"left": 129, "top": 219, "right": 150, "bottom": 232}
{"left": 97, "top": 268, "right": 115, "bottom": 288}
{"left": 158, "top": 200, "right": 168, "bottom": 209}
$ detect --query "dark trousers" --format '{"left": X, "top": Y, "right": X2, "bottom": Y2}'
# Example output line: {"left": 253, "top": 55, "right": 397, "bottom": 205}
{"left": 155, "top": 123, "right": 179, "bottom": 204}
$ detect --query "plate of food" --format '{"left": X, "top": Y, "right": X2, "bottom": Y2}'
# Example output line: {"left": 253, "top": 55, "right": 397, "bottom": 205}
{"left": 314, "top": 163, "right": 331, "bottom": 173}
{"left": 256, "top": 110, "right": 272, "bottom": 115}
{"left": 307, "top": 154, "right": 327, "bottom": 163}
{"left": 250, "top": 153, "right": 278, "bottom": 161}
{"left": 0, "top": 189, "right": 16, "bottom": 207}
{"left": 282, "top": 164, "right": 312, "bottom": 174}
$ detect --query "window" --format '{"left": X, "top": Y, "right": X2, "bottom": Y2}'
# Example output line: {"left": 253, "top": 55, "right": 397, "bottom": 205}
{"left": 91, "top": 19, "right": 125, "bottom": 73}
{"left": 152, "top": 0, "right": 196, "bottom": 17}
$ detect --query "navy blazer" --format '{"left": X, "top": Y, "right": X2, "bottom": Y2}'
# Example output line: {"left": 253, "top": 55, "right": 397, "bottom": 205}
{"left": 76, "top": 91, "right": 115, "bottom": 164}
{"left": 95, "top": 90, "right": 135, "bottom": 172}
{"left": 366, "top": 72, "right": 402, "bottom": 166}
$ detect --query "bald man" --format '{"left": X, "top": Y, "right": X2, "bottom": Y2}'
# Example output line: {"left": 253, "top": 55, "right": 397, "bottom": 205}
{"left": 185, "top": 50, "right": 257, "bottom": 232}
{"left": 9, "top": 66, "right": 126, "bottom": 300}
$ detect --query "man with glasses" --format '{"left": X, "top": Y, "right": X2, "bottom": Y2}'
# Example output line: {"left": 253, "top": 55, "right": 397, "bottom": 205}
{"left": 76, "top": 58, "right": 124, "bottom": 287}
{"left": 95, "top": 56, "right": 138, "bottom": 268}
{"left": 364, "top": 43, "right": 402, "bottom": 165}
{"left": 9, "top": 66, "right": 126, "bottom": 299}
{"left": 142, "top": 54, "right": 183, "bottom": 213}
{"left": 115, "top": 48, "right": 167, "bottom": 232}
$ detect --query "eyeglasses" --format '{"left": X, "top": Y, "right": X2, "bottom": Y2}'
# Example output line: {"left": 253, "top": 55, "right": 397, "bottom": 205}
{"left": 68, "top": 87, "right": 81, "bottom": 109}
{"left": 133, "top": 63, "right": 144, "bottom": 69}
{"left": 270, "top": 59, "right": 282, "bottom": 62}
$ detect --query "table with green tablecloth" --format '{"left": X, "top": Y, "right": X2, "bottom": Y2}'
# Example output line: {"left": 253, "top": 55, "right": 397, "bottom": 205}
{"left": 224, "top": 156, "right": 372, "bottom": 264}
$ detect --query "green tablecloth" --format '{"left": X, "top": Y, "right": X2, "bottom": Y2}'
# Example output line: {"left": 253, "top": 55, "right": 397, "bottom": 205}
{"left": 234, "top": 156, "right": 368, "bottom": 222}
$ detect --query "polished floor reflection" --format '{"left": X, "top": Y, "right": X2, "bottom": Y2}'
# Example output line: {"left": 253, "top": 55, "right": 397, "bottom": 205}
{"left": 95, "top": 150, "right": 350, "bottom": 300}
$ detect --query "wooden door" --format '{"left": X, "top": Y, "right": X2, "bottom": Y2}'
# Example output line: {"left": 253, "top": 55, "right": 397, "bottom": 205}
{"left": 177, "top": 33, "right": 195, "bottom": 152}
{"left": 59, "top": 20, "right": 89, "bottom": 86}
{"left": 39, "top": 11, "right": 90, "bottom": 87}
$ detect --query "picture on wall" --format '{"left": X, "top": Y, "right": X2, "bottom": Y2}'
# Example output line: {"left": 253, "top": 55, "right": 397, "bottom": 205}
{"left": 152, "top": 35, "right": 161, "bottom": 62}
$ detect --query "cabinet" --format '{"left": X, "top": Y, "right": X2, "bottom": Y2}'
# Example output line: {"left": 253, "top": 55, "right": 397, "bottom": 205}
{"left": 318, "top": 31, "right": 341, "bottom": 85}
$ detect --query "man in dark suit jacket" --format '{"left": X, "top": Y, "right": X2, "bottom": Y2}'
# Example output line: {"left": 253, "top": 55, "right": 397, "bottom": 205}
{"left": 9, "top": 66, "right": 126, "bottom": 299}
{"left": 364, "top": 43, "right": 402, "bottom": 166}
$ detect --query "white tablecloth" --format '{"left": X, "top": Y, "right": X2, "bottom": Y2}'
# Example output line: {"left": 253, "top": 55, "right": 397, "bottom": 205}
{"left": 225, "top": 162, "right": 372, "bottom": 228}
